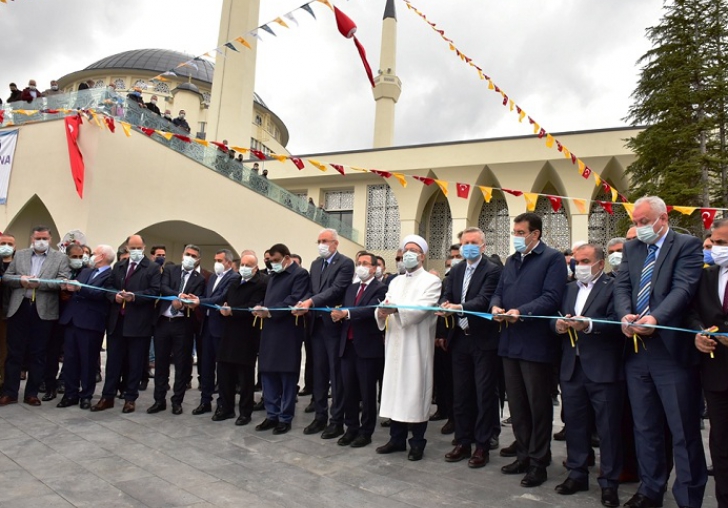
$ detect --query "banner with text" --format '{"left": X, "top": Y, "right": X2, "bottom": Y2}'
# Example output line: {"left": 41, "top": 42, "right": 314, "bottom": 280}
{"left": 0, "top": 129, "right": 19, "bottom": 204}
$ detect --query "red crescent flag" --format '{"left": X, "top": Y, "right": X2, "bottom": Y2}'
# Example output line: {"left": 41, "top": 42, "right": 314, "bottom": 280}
{"left": 64, "top": 115, "right": 85, "bottom": 199}
{"left": 330, "top": 164, "right": 346, "bottom": 176}
{"left": 547, "top": 196, "right": 562, "bottom": 212}
{"left": 141, "top": 127, "right": 155, "bottom": 137}
{"left": 581, "top": 166, "right": 592, "bottom": 179}
{"left": 250, "top": 149, "right": 267, "bottom": 160}
{"left": 370, "top": 170, "right": 392, "bottom": 178}
{"left": 290, "top": 157, "right": 304, "bottom": 170}
{"left": 456, "top": 183, "right": 470, "bottom": 199}
{"left": 599, "top": 201, "right": 614, "bottom": 215}
{"left": 502, "top": 188, "right": 523, "bottom": 197}
{"left": 701, "top": 208, "right": 717, "bottom": 229}
{"left": 413, "top": 176, "right": 435, "bottom": 186}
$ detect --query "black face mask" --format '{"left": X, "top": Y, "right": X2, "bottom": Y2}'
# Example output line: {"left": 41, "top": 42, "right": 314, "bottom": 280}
{"left": 264, "top": 260, "right": 272, "bottom": 270}
{"left": 154, "top": 257, "right": 165, "bottom": 266}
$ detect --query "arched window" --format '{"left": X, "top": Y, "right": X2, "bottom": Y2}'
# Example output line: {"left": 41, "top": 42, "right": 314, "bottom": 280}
{"left": 478, "top": 191, "right": 510, "bottom": 260}
{"left": 93, "top": 80, "right": 106, "bottom": 88}
{"left": 113, "top": 78, "right": 126, "bottom": 90}
{"left": 155, "top": 82, "right": 170, "bottom": 94}
{"left": 134, "top": 79, "right": 148, "bottom": 90}
{"left": 427, "top": 196, "right": 452, "bottom": 259}
{"left": 535, "top": 192, "right": 570, "bottom": 251}
{"left": 588, "top": 187, "right": 629, "bottom": 247}
{"left": 366, "top": 184, "right": 400, "bottom": 250}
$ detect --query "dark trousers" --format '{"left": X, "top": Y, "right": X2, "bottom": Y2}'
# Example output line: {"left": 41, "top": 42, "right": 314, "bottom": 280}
{"left": 261, "top": 371, "right": 298, "bottom": 424}
{"left": 0, "top": 320, "right": 7, "bottom": 388}
{"left": 705, "top": 387, "right": 728, "bottom": 508}
{"left": 341, "top": 340, "right": 383, "bottom": 437}
{"left": 153, "top": 318, "right": 193, "bottom": 405}
{"left": 502, "top": 357, "right": 553, "bottom": 467}
{"left": 451, "top": 333, "right": 499, "bottom": 449}
{"left": 199, "top": 326, "right": 221, "bottom": 404}
{"left": 100, "top": 318, "right": 148, "bottom": 402}
{"left": 43, "top": 322, "right": 65, "bottom": 391}
{"left": 433, "top": 345, "right": 453, "bottom": 419}
{"left": 217, "top": 361, "right": 254, "bottom": 417}
{"left": 4, "top": 300, "right": 54, "bottom": 399}
{"left": 311, "top": 320, "right": 344, "bottom": 425}
{"left": 62, "top": 326, "right": 103, "bottom": 400}
{"left": 389, "top": 420, "right": 427, "bottom": 450}
{"left": 562, "top": 358, "right": 624, "bottom": 488}
{"left": 625, "top": 342, "right": 707, "bottom": 507}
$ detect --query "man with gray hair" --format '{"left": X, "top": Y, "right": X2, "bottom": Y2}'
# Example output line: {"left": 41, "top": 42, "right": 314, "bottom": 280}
{"left": 606, "top": 237, "right": 626, "bottom": 276}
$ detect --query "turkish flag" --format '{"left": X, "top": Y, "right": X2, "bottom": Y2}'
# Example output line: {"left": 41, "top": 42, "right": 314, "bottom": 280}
{"left": 211, "top": 141, "right": 229, "bottom": 152}
{"left": 701, "top": 208, "right": 717, "bottom": 229}
{"left": 64, "top": 115, "right": 85, "bottom": 199}
{"left": 599, "top": 201, "right": 614, "bottom": 215}
{"left": 547, "top": 196, "right": 562, "bottom": 212}
{"left": 104, "top": 116, "right": 116, "bottom": 133}
{"left": 290, "top": 157, "right": 304, "bottom": 170}
{"left": 251, "top": 149, "right": 267, "bottom": 160}
{"left": 330, "top": 164, "right": 346, "bottom": 176}
{"left": 456, "top": 183, "right": 470, "bottom": 199}
{"left": 141, "top": 127, "right": 155, "bottom": 137}
{"left": 173, "top": 134, "right": 191, "bottom": 143}
{"left": 581, "top": 166, "right": 592, "bottom": 179}
{"left": 502, "top": 188, "right": 523, "bottom": 197}
{"left": 334, "top": 7, "right": 376, "bottom": 87}
{"left": 370, "top": 170, "right": 392, "bottom": 178}
{"left": 413, "top": 175, "right": 435, "bottom": 186}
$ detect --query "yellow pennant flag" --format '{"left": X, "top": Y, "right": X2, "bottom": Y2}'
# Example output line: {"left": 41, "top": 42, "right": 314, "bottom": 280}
{"left": 449, "top": 44, "right": 456, "bottom": 51}
{"left": 533, "top": 122, "right": 540, "bottom": 134}
{"left": 317, "top": 0, "right": 334, "bottom": 11}
{"left": 14, "top": 110, "right": 35, "bottom": 116}
{"left": 274, "top": 17, "right": 289, "bottom": 28}
{"left": 271, "top": 154, "right": 288, "bottom": 163}
{"left": 193, "top": 138, "right": 209, "bottom": 147}
{"left": 477, "top": 70, "right": 485, "bottom": 80}
{"left": 622, "top": 203, "right": 635, "bottom": 220}
{"left": 90, "top": 111, "right": 103, "bottom": 128}
{"left": 508, "top": 100, "right": 514, "bottom": 111}
{"left": 308, "top": 159, "right": 327, "bottom": 172}
{"left": 610, "top": 187, "right": 619, "bottom": 202}
{"left": 157, "top": 130, "right": 174, "bottom": 141}
{"left": 235, "top": 37, "right": 252, "bottom": 49}
{"left": 545, "top": 134, "right": 555, "bottom": 148}
{"left": 518, "top": 110, "right": 526, "bottom": 123}
{"left": 487, "top": 80, "right": 494, "bottom": 91}
{"left": 350, "top": 166, "right": 369, "bottom": 173}
{"left": 577, "top": 159, "right": 586, "bottom": 173}
{"left": 392, "top": 173, "right": 408, "bottom": 188}
{"left": 672, "top": 206, "right": 697, "bottom": 215}
{"left": 120, "top": 122, "right": 132, "bottom": 137}
{"left": 562, "top": 147, "right": 571, "bottom": 160}
{"left": 593, "top": 173, "right": 601, "bottom": 187}
{"left": 523, "top": 193, "right": 539, "bottom": 212}
{"left": 479, "top": 186, "right": 493, "bottom": 203}
{"left": 434, "top": 180, "right": 448, "bottom": 196}
{"left": 231, "top": 146, "right": 248, "bottom": 153}
{"left": 573, "top": 199, "right": 587, "bottom": 214}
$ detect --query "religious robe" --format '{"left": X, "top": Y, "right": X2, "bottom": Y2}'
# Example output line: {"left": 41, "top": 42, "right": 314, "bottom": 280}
{"left": 375, "top": 267, "right": 442, "bottom": 422}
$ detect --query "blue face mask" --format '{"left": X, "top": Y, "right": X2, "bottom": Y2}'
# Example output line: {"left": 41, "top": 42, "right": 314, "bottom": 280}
{"left": 704, "top": 249, "right": 714, "bottom": 265}
{"left": 460, "top": 244, "right": 481, "bottom": 260}
{"left": 513, "top": 235, "right": 530, "bottom": 253}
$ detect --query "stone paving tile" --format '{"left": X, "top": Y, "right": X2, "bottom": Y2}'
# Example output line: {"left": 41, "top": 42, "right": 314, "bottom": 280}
{"left": 115, "top": 476, "right": 203, "bottom": 508}
{"left": 0, "top": 469, "right": 56, "bottom": 504}
{"left": 178, "top": 479, "right": 275, "bottom": 508}
{"left": 77, "top": 456, "right": 152, "bottom": 484}
{"left": 14, "top": 452, "right": 89, "bottom": 481}
{"left": 0, "top": 493, "right": 76, "bottom": 508}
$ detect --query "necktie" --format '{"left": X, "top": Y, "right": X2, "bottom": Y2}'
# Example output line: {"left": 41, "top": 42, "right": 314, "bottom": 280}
{"left": 124, "top": 262, "right": 137, "bottom": 288}
{"left": 321, "top": 259, "right": 328, "bottom": 273}
{"left": 348, "top": 283, "right": 367, "bottom": 340}
{"left": 459, "top": 266, "right": 473, "bottom": 330}
{"left": 635, "top": 244, "right": 658, "bottom": 316}
{"left": 90, "top": 269, "right": 99, "bottom": 281}
{"left": 722, "top": 270, "right": 728, "bottom": 314}
{"left": 179, "top": 271, "right": 188, "bottom": 292}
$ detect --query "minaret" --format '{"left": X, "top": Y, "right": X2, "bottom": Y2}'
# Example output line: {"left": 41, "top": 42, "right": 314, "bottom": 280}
{"left": 207, "top": 0, "right": 260, "bottom": 147}
{"left": 372, "top": 0, "right": 402, "bottom": 148}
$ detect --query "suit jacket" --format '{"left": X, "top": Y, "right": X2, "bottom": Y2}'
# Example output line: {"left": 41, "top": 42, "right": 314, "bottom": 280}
{"left": 199, "top": 269, "right": 239, "bottom": 337}
{"left": 106, "top": 257, "right": 162, "bottom": 337}
{"left": 59, "top": 267, "right": 113, "bottom": 333}
{"left": 3, "top": 248, "right": 71, "bottom": 320}
{"left": 553, "top": 274, "right": 624, "bottom": 383}
{"left": 492, "top": 241, "right": 567, "bottom": 363}
{"left": 219, "top": 271, "right": 268, "bottom": 366}
{"left": 686, "top": 265, "right": 728, "bottom": 390}
{"left": 441, "top": 255, "right": 502, "bottom": 350}
{"left": 338, "top": 278, "right": 387, "bottom": 359}
{"left": 614, "top": 230, "right": 703, "bottom": 367}
{"left": 306, "top": 251, "right": 354, "bottom": 335}
{"left": 157, "top": 264, "right": 206, "bottom": 321}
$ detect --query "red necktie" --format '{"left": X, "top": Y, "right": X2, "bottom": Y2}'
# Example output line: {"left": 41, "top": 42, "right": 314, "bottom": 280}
{"left": 347, "top": 283, "right": 367, "bottom": 340}
{"left": 722, "top": 274, "right": 728, "bottom": 314}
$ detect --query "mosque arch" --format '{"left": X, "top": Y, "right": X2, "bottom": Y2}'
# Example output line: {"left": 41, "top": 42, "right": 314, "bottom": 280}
{"left": 474, "top": 166, "right": 509, "bottom": 261}
{"left": 421, "top": 192, "right": 452, "bottom": 261}
{"left": 4, "top": 195, "right": 61, "bottom": 246}
{"left": 534, "top": 182, "right": 571, "bottom": 252}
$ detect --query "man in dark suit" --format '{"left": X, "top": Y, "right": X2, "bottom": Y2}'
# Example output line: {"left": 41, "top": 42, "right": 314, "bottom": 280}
{"left": 147, "top": 245, "right": 206, "bottom": 415}
{"left": 491, "top": 212, "right": 567, "bottom": 487}
{"left": 552, "top": 243, "right": 624, "bottom": 507}
{"left": 329, "top": 252, "right": 387, "bottom": 448}
{"left": 188, "top": 249, "right": 238, "bottom": 415}
{"left": 614, "top": 196, "right": 706, "bottom": 508}
{"left": 688, "top": 218, "right": 728, "bottom": 508}
{"left": 438, "top": 227, "right": 503, "bottom": 469}
{"left": 253, "top": 243, "right": 311, "bottom": 435}
{"left": 294, "top": 228, "right": 354, "bottom": 439}
{"left": 57, "top": 245, "right": 115, "bottom": 409}
{"left": 92, "top": 235, "right": 161, "bottom": 414}
{"left": 216, "top": 252, "right": 267, "bottom": 425}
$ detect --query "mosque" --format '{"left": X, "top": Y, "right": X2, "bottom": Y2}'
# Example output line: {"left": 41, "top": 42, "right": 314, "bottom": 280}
{"left": 0, "top": 0, "right": 638, "bottom": 270}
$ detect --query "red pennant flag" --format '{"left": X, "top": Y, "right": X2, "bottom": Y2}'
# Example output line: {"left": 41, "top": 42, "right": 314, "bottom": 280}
{"left": 250, "top": 149, "right": 267, "bottom": 160}
{"left": 619, "top": 193, "right": 628, "bottom": 203}
{"left": 701, "top": 208, "right": 718, "bottom": 229}
{"left": 290, "top": 157, "right": 304, "bottom": 170}
{"left": 44, "top": 109, "right": 60, "bottom": 114}
{"left": 538, "top": 128, "right": 546, "bottom": 139}
{"left": 570, "top": 154, "right": 577, "bottom": 164}
{"left": 581, "top": 166, "right": 592, "bottom": 179}
{"left": 64, "top": 115, "right": 85, "bottom": 199}
{"left": 173, "top": 134, "right": 191, "bottom": 143}
{"left": 456, "top": 183, "right": 470, "bottom": 199}
{"left": 666, "top": 205, "right": 674, "bottom": 213}
{"left": 334, "top": 7, "right": 376, "bottom": 87}
{"left": 502, "top": 188, "right": 523, "bottom": 197}
{"left": 141, "top": 127, "right": 155, "bottom": 137}
{"left": 502, "top": 95, "right": 508, "bottom": 106}
{"left": 556, "top": 141, "right": 563, "bottom": 152}
{"left": 104, "top": 117, "right": 116, "bottom": 133}
{"left": 599, "top": 201, "right": 614, "bottom": 215}
{"left": 211, "top": 141, "right": 229, "bottom": 152}
{"left": 528, "top": 117, "right": 535, "bottom": 125}
{"left": 547, "top": 196, "right": 562, "bottom": 212}
{"left": 602, "top": 182, "right": 611, "bottom": 193}
{"left": 0, "top": 110, "right": 4, "bottom": 124}
{"left": 370, "top": 170, "right": 392, "bottom": 178}
{"left": 413, "top": 175, "right": 435, "bottom": 186}
{"left": 330, "top": 164, "right": 346, "bottom": 176}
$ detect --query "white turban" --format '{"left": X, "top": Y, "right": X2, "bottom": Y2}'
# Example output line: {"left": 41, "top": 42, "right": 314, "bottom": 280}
{"left": 401, "top": 234, "right": 428, "bottom": 254}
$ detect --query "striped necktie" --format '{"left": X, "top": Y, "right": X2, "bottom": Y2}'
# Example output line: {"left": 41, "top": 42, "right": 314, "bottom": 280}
{"left": 459, "top": 265, "right": 474, "bottom": 330}
{"left": 636, "top": 244, "right": 658, "bottom": 316}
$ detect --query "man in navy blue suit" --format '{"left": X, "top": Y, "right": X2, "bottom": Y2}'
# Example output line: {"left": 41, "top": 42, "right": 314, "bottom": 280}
{"left": 57, "top": 244, "right": 115, "bottom": 409}
{"left": 614, "top": 196, "right": 706, "bottom": 508}
{"left": 552, "top": 243, "right": 624, "bottom": 507}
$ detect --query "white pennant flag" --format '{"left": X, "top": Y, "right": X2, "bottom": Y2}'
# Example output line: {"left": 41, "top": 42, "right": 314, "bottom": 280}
{"left": 284, "top": 13, "right": 299, "bottom": 26}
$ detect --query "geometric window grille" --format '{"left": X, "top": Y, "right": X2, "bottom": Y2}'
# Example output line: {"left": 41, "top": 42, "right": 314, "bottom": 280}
{"left": 366, "top": 184, "right": 401, "bottom": 250}
{"left": 478, "top": 191, "right": 510, "bottom": 261}
{"left": 427, "top": 197, "right": 453, "bottom": 260}
{"left": 113, "top": 79, "right": 126, "bottom": 90}
{"left": 134, "top": 79, "right": 148, "bottom": 90}
{"left": 324, "top": 190, "right": 354, "bottom": 211}
{"left": 94, "top": 80, "right": 106, "bottom": 88}
{"left": 588, "top": 187, "right": 629, "bottom": 248}
{"left": 155, "top": 82, "right": 170, "bottom": 94}
{"left": 535, "top": 194, "right": 571, "bottom": 251}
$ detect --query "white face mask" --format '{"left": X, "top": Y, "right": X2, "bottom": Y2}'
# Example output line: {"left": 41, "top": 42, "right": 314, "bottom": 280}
{"left": 402, "top": 251, "right": 420, "bottom": 270}
{"left": 375, "top": 266, "right": 383, "bottom": 278}
{"left": 69, "top": 258, "right": 84, "bottom": 270}
{"left": 181, "top": 255, "right": 196, "bottom": 271}
{"left": 636, "top": 217, "right": 663, "bottom": 245}
{"left": 128, "top": 249, "right": 144, "bottom": 262}
{"left": 355, "top": 265, "right": 373, "bottom": 282}
{"left": 239, "top": 266, "right": 254, "bottom": 279}
{"left": 574, "top": 263, "right": 597, "bottom": 284}
{"left": 0, "top": 245, "right": 14, "bottom": 258}
{"left": 450, "top": 257, "right": 463, "bottom": 267}
{"left": 88, "top": 255, "right": 98, "bottom": 268}
{"left": 151, "top": 99, "right": 157, "bottom": 105}
{"left": 33, "top": 239, "right": 49, "bottom": 253}
{"left": 270, "top": 261, "right": 284, "bottom": 273}
{"left": 608, "top": 252, "right": 622, "bottom": 268}
{"left": 318, "top": 243, "right": 332, "bottom": 258}
{"left": 82, "top": 253, "right": 90, "bottom": 266}
{"left": 214, "top": 262, "right": 225, "bottom": 275}
{"left": 711, "top": 245, "right": 728, "bottom": 267}
{"left": 396, "top": 261, "right": 406, "bottom": 274}
{"left": 51, "top": 85, "right": 59, "bottom": 91}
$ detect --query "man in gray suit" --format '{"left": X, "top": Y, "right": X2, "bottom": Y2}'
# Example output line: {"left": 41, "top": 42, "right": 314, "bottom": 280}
{"left": 0, "top": 226, "right": 70, "bottom": 406}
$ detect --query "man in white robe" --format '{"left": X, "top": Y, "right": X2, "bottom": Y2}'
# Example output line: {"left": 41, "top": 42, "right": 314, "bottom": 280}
{"left": 375, "top": 234, "right": 442, "bottom": 461}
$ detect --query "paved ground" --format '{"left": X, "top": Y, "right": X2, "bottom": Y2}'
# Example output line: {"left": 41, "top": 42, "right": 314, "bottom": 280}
{"left": 0, "top": 364, "right": 718, "bottom": 508}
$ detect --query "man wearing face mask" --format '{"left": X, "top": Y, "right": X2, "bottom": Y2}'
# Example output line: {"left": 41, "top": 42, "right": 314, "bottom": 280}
{"left": 187, "top": 249, "right": 238, "bottom": 415}
{"left": 606, "top": 237, "right": 626, "bottom": 276}
{"left": 172, "top": 109, "right": 190, "bottom": 133}
{"left": 7, "top": 83, "right": 21, "bottom": 103}
{"left": 614, "top": 196, "right": 706, "bottom": 508}
{"left": 43, "top": 80, "right": 61, "bottom": 97}
{"left": 375, "top": 234, "right": 442, "bottom": 461}
{"left": 147, "top": 245, "right": 206, "bottom": 415}
{"left": 552, "top": 244, "right": 624, "bottom": 507}
{"left": 703, "top": 233, "right": 714, "bottom": 267}
{"left": 19, "top": 79, "right": 43, "bottom": 103}
{"left": 92, "top": 235, "right": 161, "bottom": 414}
{"left": 0, "top": 233, "right": 16, "bottom": 391}
{"left": 0, "top": 226, "right": 70, "bottom": 407}
{"left": 294, "top": 229, "right": 355, "bottom": 439}
{"left": 491, "top": 213, "right": 567, "bottom": 487}
{"left": 216, "top": 253, "right": 267, "bottom": 425}
{"left": 150, "top": 245, "right": 167, "bottom": 269}
{"left": 145, "top": 94, "right": 161, "bottom": 116}
{"left": 253, "top": 243, "right": 311, "bottom": 434}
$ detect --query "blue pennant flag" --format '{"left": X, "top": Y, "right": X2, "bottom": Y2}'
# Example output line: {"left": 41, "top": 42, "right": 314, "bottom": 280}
{"left": 224, "top": 42, "right": 239, "bottom": 52}
{"left": 301, "top": 3, "right": 316, "bottom": 19}
{"left": 260, "top": 24, "right": 277, "bottom": 36}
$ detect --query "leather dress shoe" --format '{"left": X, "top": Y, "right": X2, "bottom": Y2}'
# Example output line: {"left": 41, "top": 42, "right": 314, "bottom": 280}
{"left": 79, "top": 399, "right": 91, "bottom": 410}
{"left": 489, "top": 436, "right": 499, "bottom": 450}
{"left": 520, "top": 465, "right": 547, "bottom": 487}
{"left": 235, "top": 415, "right": 251, "bottom": 426}
{"left": 468, "top": 448, "right": 489, "bottom": 468}
{"left": 601, "top": 487, "right": 620, "bottom": 507}
{"left": 500, "top": 441, "right": 518, "bottom": 457}
{"left": 376, "top": 441, "right": 406, "bottom": 454}
{"left": 440, "top": 419, "right": 455, "bottom": 434}
{"left": 380, "top": 418, "right": 391, "bottom": 427}
{"left": 147, "top": 401, "right": 167, "bottom": 414}
{"left": 211, "top": 409, "right": 235, "bottom": 422}
{"left": 298, "top": 387, "right": 312, "bottom": 396}
{"left": 122, "top": 401, "right": 135, "bottom": 413}
{"left": 172, "top": 403, "right": 183, "bottom": 415}
{"left": 139, "top": 379, "right": 149, "bottom": 391}
{"left": 428, "top": 411, "right": 447, "bottom": 421}
{"left": 501, "top": 459, "right": 529, "bottom": 475}
{"left": 90, "top": 398, "right": 114, "bottom": 412}
{"left": 192, "top": 402, "right": 211, "bottom": 415}
{"left": 350, "top": 435, "right": 372, "bottom": 448}
{"left": 553, "top": 426, "right": 566, "bottom": 441}
{"left": 304, "top": 401, "right": 315, "bottom": 413}
{"left": 0, "top": 395, "right": 18, "bottom": 405}
{"left": 623, "top": 493, "right": 663, "bottom": 508}
{"left": 321, "top": 423, "right": 344, "bottom": 440}
{"left": 255, "top": 418, "right": 278, "bottom": 431}
{"left": 42, "top": 390, "right": 57, "bottom": 402}
{"left": 57, "top": 384, "right": 65, "bottom": 394}
{"left": 23, "top": 396, "right": 41, "bottom": 406}
{"left": 272, "top": 422, "right": 291, "bottom": 435}
{"left": 408, "top": 447, "right": 424, "bottom": 461}
{"left": 555, "top": 477, "right": 588, "bottom": 495}
{"left": 303, "top": 419, "right": 327, "bottom": 435}
{"left": 445, "top": 444, "right": 471, "bottom": 462}
{"left": 337, "top": 431, "right": 357, "bottom": 446}
{"left": 56, "top": 397, "right": 79, "bottom": 408}
{"left": 252, "top": 399, "right": 265, "bottom": 411}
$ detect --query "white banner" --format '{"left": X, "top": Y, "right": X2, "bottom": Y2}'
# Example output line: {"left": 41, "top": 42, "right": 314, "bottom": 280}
{"left": 0, "top": 129, "right": 19, "bottom": 205}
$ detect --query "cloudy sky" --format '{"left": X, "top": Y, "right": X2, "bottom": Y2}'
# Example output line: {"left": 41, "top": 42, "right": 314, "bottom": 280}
{"left": 1, "top": 0, "right": 664, "bottom": 154}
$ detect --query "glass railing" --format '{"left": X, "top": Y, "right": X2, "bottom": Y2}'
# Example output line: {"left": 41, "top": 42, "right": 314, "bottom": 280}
{"left": 0, "top": 89, "right": 360, "bottom": 243}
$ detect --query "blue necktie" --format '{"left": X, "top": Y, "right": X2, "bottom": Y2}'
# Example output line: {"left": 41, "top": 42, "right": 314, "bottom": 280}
{"left": 636, "top": 244, "right": 658, "bottom": 316}
{"left": 459, "top": 265, "right": 474, "bottom": 330}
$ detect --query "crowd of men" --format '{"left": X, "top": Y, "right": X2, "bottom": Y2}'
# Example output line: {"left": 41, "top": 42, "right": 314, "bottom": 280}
{"left": 0, "top": 194, "right": 726, "bottom": 508}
